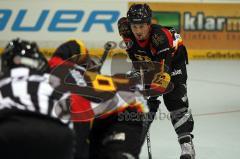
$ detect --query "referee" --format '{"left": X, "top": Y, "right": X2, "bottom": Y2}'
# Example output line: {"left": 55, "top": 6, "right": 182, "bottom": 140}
{"left": 0, "top": 39, "right": 75, "bottom": 159}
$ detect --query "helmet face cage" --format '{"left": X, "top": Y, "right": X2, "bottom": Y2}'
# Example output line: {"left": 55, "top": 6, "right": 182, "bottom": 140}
{"left": 127, "top": 3, "right": 152, "bottom": 24}
{"left": 1, "top": 38, "right": 49, "bottom": 73}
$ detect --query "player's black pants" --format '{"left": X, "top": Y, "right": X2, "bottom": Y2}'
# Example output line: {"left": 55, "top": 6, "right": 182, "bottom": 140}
{"left": 89, "top": 110, "right": 145, "bottom": 159}
{"left": 0, "top": 111, "right": 75, "bottom": 159}
{"left": 147, "top": 54, "right": 194, "bottom": 137}
{"left": 74, "top": 122, "right": 91, "bottom": 159}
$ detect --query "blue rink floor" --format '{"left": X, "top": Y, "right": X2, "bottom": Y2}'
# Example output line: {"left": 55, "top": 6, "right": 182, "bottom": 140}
{"left": 103, "top": 59, "right": 240, "bottom": 159}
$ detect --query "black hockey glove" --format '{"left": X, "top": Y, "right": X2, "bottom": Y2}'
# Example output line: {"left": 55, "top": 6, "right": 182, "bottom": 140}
{"left": 117, "top": 17, "right": 132, "bottom": 38}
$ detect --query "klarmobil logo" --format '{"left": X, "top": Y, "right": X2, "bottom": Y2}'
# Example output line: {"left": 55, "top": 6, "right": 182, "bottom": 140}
{"left": 153, "top": 11, "right": 240, "bottom": 32}
{"left": 184, "top": 12, "right": 240, "bottom": 32}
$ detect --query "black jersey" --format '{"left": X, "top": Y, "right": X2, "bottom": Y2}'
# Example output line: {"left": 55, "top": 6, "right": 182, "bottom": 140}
{"left": 118, "top": 20, "right": 188, "bottom": 74}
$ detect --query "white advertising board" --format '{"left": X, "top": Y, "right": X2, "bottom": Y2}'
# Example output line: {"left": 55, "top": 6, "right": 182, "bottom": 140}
{"left": 0, "top": 0, "right": 127, "bottom": 48}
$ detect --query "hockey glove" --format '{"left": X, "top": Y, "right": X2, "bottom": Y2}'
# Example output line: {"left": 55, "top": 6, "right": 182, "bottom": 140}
{"left": 117, "top": 17, "right": 132, "bottom": 38}
{"left": 150, "top": 72, "right": 171, "bottom": 93}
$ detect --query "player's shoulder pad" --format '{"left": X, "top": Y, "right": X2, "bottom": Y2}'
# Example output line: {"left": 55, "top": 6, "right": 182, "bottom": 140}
{"left": 151, "top": 24, "right": 171, "bottom": 48}
{"left": 163, "top": 26, "right": 183, "bottom": 45}
{"left": 117, "top": 17, "right": 132, "bottom": 38}
{"left": 163, "top": 26, "right": 182, "bottom": 40}
{"left": 163, "top": 26, "right": 177, "bottom": 34}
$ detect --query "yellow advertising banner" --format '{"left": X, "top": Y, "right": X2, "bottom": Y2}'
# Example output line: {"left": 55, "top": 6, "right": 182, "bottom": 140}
{"left": 129, "top": 2, "right": 240, "bottom": 59}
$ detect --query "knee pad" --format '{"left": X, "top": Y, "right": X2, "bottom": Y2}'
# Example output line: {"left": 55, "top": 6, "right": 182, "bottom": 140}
{"left": 170, "top": 107, "right": 194, "bottom": 136}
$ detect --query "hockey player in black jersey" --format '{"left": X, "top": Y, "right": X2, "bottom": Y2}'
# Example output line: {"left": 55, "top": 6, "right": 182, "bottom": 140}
{"left": 118, "top": 3, "right": 195, "bottom": 159}
{"left": 0, "top": 39, "right": 75, "bottom": 159}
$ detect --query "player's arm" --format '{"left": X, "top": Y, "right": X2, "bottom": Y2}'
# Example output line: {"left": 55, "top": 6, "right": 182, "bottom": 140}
{"left": 117, "top": 17, "right": 140, "bottom": 71}
{"left": 150, "top": 28, "right": 175, "bottom": 92}
{"left": 117, "top": 17, "right": 132, "bottom": 39}
{"left": 166, "top": 27, "right": 189, "bottom": 64}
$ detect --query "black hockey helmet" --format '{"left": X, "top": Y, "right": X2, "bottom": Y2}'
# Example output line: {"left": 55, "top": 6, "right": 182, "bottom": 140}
{"left": 52, "top": 39, "right": 92, "bottom": 65}
{"left": 53, "top": 39, "right": 88, "bottom": 60}
{"left": 1, "top": 38, "right": 49, "bottom": 73}
{"left": 127, "top": 3, "right": 152, "bottom": 24}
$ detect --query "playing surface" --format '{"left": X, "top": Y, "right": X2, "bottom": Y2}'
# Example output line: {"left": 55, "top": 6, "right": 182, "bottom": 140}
{"left": 102, "top": 59, "right": 240, "bottom": 159}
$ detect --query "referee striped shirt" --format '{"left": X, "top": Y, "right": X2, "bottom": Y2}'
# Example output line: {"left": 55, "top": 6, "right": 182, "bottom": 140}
{"left": 0, "top": 67, "right": 70, "bottom": 124}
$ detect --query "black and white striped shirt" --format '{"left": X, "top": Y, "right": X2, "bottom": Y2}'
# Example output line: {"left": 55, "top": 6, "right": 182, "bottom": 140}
{"left": 0, "top": 67, "right": 70, "bottom": 124}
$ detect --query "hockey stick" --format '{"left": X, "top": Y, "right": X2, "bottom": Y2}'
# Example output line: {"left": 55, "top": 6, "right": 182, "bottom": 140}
{"left": 140, "top": 68, "right": 152, "bottom": 159}
{"left": 96, "top": 41, "right": 116, "bottom": 73}
{"left": 142, "top": 59, "right": 166, "bottom": 159}
{"left": 146, "top": 131, "right": 152, "bottom": 159}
